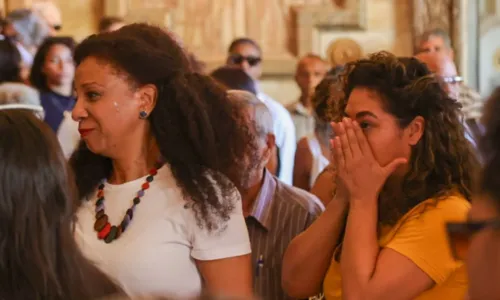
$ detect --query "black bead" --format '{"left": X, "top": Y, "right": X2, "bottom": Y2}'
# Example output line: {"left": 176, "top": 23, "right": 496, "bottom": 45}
{"left": 96, "top": 197, "right": 104, "bottom": 206}
{"left": 121, "top": 219, "right": 128, "bottom": 232}
{"left": 146, "top": 175, "right": 154, "bottom": 182}
{"left": 126, "top": 208, "right": 133, "bottom": 220}
{"left": 133, "top": 197, "right": 141, "bottom": 205}
{"left": 98, "top": 183, "right": 105, "bottom": 190}
{"left": 105, "top": 226, "right": 118, "bottom": 243}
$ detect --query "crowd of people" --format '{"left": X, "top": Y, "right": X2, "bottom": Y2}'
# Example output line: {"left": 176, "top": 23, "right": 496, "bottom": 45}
{"left": 0, "top": 4, "right": 498, "bottom": 300}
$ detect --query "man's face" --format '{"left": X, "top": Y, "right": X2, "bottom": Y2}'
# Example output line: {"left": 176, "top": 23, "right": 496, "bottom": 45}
{"left": 419, "top": 35, "right": 453, "bottom": 58}
{"left": 227, "top": 43, "right": 262, "bottom": 81}
{"left": 416, "top": 52, "right": 461, "bottom": 100}
{"left": 295, "top": 57, "right": 328, "bottom": 99}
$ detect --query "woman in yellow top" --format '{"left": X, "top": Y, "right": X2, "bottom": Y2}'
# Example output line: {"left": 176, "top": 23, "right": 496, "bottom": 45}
{"left": 281, "top": 52, "right": 479, "bottom": 300}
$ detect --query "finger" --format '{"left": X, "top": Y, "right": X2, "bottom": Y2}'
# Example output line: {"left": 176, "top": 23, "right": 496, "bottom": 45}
{"left": 337, "top": 122, "right": 353, "bottom": 162}
{"left": 333, "top": 136, "right": 346, "bottom": 171}
{"left": 383, "top": 157, "right": 408, "bottom": 177}
{"left": 352, "top": 120, "right": 374, "bottom": 159}
{"left": 344, "top": 118, "right": 361, "bottom": 157}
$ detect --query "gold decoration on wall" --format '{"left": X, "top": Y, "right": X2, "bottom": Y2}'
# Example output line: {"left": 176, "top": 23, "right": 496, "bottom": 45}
{"left": 326, "top": 38, "right": 363, "bottom": 65}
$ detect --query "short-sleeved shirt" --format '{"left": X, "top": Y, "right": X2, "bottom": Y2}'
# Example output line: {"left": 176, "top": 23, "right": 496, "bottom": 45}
{"left": 75, "top": 165, "right": 251, "bottom": 298}
{"left": 323, "top": 195, "right": 470, "bottom": 300}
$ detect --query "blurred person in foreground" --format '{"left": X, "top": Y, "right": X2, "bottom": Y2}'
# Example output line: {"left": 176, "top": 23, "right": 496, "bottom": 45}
{"left": 0, "top": 108, "right": 120, "bottom": 299}
{"left": 447, "top": 87, "right": 500, "bottom": 300}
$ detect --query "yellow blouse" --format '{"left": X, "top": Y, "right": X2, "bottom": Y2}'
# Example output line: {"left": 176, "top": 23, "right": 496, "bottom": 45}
{"left": 323, "top": 195, "right": 470, "bottom": 300}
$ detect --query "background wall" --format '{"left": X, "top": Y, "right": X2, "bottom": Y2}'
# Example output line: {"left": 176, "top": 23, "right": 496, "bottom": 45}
{"left": 2, "top": 0, "right": 474, "bottom": 104}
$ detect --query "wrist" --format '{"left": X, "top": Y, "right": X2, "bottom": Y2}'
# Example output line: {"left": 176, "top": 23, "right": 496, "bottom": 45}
{"left": 349, "top": 196, "right": 378, "bottom": 209}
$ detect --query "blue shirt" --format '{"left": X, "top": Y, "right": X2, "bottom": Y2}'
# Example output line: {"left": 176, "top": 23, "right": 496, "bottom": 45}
{"left": 40, "top": 90, "right": 75, "bottom": 132}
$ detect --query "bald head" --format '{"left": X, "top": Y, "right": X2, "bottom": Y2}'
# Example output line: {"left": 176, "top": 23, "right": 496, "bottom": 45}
{"left": 416, "top": 52, "right": 461, "bottom": 99}
{"left": 295, "top": 54, "right": 329, "bottom": 102}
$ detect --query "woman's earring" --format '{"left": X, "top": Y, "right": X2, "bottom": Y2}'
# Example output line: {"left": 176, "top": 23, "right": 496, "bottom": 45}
{"left": 139, "top": 110, "right": 148, "bottom": 119}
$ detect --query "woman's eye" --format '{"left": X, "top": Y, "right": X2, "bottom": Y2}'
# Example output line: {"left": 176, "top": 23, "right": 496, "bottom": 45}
{"left": 359, "top": 122, "right": 370, "bottom": 129}
{"left": 86, "top": 92, "right": 100, "bottom": 100}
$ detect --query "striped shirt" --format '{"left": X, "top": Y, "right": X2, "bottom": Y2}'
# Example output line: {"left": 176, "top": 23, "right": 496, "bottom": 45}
{"left": 246, "top": 169, "right": 324, "bottom": 300}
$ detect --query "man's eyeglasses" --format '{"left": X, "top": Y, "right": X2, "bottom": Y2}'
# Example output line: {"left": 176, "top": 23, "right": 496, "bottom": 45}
{"left": 229, "top": 54, "right": 262, "bottom": 67}
{"left": 446, "top": 219, "right": 500, "bottom": 261}
{"left": 441, "top": 75, "right": 463, "bottom": 84}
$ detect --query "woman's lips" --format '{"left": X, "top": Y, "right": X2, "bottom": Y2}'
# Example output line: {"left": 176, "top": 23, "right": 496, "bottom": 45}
{"left": 78, "top": 128, "right": 94, "bottom": 137}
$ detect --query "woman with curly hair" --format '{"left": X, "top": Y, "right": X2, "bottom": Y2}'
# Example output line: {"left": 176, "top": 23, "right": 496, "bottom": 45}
{"left": 71, "top": 24, "right": 253, "bottom": 298}
{"left": 282, "top": 52, "right": 478, "bottom": 300}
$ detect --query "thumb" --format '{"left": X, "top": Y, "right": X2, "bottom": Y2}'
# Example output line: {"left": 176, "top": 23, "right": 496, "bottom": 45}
{"left": 383, "top": 158, "right": 408, "bottom": 176}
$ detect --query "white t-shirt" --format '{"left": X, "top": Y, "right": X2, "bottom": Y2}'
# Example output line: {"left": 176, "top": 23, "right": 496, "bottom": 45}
{"left": 75, "top": 165, "right": 251, "bottom": 298}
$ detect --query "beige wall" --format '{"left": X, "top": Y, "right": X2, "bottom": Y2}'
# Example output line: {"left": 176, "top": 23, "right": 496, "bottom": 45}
{"left": 4, "top": 0, "right": 414, "bottom": 105}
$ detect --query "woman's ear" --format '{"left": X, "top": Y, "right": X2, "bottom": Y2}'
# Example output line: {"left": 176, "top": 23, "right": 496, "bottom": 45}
{"left": 406, "top": 116, "right": 425, "bottom": 146}
{"left": 137, "top": 84, "right": 158, "bottom": 113}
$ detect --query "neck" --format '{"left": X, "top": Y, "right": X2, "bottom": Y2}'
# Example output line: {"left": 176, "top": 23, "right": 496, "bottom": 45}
{"left": 108, "top": 138, "right": 161, "bottom": 184}
{"left": 299, "top": 94, "right": 312, "bottom": 110}
{"left": 240, "top": 169, "right": 266, "bottom": 217}
{"left": 48, "top": 83, "right": 72, "bottom": 97}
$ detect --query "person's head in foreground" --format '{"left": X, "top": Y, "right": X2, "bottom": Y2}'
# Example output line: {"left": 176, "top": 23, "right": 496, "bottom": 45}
{"left": 0, "top": 109, "right": 119, "bottom": 299}
{"left": 446, "top": 87, "right": 500, "bottom": 300}
{"left": 332, "top": 51, "right": 478, "bottom": 223}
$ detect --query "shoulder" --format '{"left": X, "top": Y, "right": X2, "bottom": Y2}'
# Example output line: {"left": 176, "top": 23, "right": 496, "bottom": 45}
{"left": 407, "top": 194, "right": 470, "bottom": 222}
{"left": 296, "top": 137, "right": 312, "bottom": 154}
{"left": 274, "top": 179, "right": 325, "bottom": 214}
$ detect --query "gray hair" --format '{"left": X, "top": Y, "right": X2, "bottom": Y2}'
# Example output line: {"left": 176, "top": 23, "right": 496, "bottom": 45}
{"left": 0, "top": 83, "right": 44, "bottom": 118}
{"left": 226, "top": 90, "right": 274, "bottom": 138}
{"left": 6, "top": 9, "right": 51, "bottom": 50}
{"left": 420, "top": 28, "right": 452, "bottom": 49}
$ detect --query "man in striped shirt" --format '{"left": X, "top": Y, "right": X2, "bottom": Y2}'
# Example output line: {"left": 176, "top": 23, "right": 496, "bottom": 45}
{"left": 227, "top": 90, "right": 324, "bottom": 300}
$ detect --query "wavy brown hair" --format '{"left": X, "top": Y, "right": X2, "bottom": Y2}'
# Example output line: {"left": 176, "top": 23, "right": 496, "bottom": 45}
{"left": 70, "top": 23, "right": 253, "bottom": 231}
{"left": 332, "top": 51, "right": 479, "bottom": 224}
{"left": 0, "top": 110, "right": 120, "bottom": 299}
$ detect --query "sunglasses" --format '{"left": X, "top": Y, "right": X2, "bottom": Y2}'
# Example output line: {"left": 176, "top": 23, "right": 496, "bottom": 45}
{"left": 229, "top": 55, "right": 262, "bottom": 67}
{"left": 441, "top": 75, "right": 463, "bottom": 84}
{"left": 446, "top": 219, "right": 500, "bottom": 261}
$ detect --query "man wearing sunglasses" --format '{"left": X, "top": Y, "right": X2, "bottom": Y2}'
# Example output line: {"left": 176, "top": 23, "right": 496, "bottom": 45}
{"left": 227, "top": 38, "right": 296, "bottom": 185}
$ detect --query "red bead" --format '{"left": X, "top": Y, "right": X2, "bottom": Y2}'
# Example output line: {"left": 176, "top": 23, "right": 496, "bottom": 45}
{"left": 97, "top": 190, "right": 104, "bottom": 198}
{"left": 98, "top": 223, "right": 111, "bottom": 239}
{"left": 149, "top": 168, "right": 157, "bottom": 176}
{"left": 142, "top": 182, "right": 150, "bottom": 190}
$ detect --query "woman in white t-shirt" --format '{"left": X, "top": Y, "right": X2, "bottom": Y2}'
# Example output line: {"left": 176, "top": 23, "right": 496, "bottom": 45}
{"left": 70, "top": 24, "right": 253, "bottom": 298}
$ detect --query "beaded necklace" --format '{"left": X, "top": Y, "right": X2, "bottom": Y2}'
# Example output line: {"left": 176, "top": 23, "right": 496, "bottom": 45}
{"left": 93, "top": 162, "right": 163, "bottom": 243}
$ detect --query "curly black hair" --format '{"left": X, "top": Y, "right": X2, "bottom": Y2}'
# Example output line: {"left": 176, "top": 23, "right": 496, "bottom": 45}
{"left": 70, "top": 23, "right": 253, "bottom": 231}
{"left": 333, "top": 51, "right": 479, "bottom": 224}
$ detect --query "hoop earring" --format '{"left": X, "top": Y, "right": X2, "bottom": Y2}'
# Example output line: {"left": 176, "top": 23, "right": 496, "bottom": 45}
{"left": 139, "top": 110, "right": 148, "bottom": 119}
